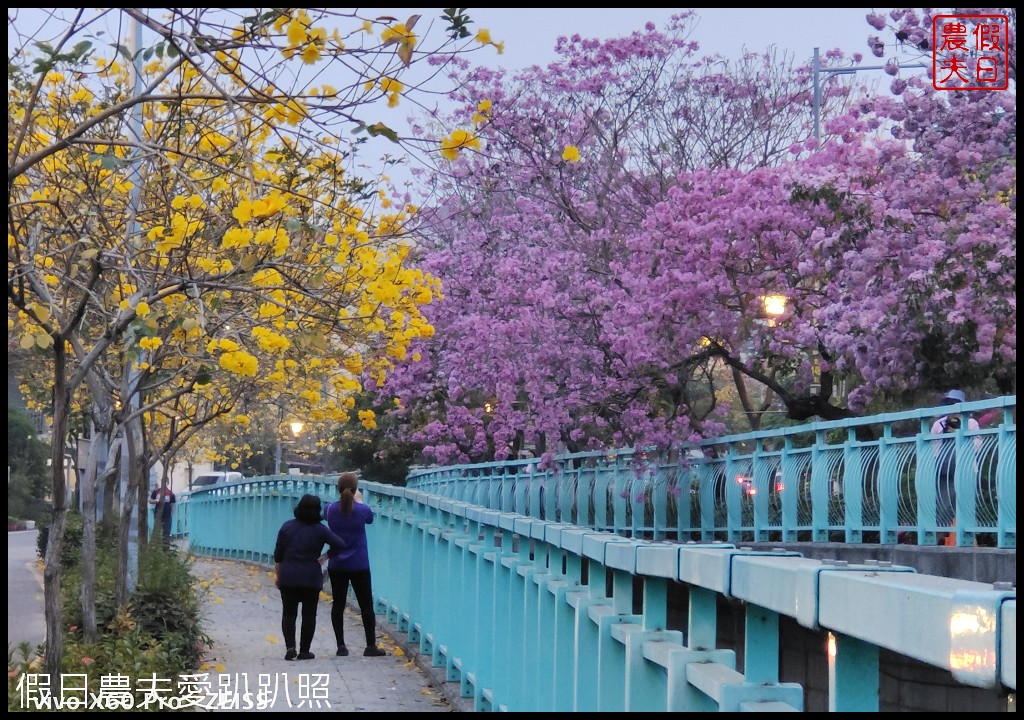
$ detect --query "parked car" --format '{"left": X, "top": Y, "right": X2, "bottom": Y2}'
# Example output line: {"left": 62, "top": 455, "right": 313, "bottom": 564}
{"left": 191, "top": 471, "right": 244, "bottom": 489}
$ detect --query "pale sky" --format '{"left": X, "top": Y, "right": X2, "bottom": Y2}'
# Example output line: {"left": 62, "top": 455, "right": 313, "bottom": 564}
{"left": 10, "top": 8, "right": 902, "bottom": 183}
{"left": 365, "top": 8, "right": 893, "bottom": 185}
{"left": 465, "top": 8, "right": 882, "bottom": 68}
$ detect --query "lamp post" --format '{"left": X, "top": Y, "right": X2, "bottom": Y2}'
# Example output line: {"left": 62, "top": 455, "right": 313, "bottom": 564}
{"left": 812, "top": 47, "right": 927, "bottom": 142}
{"left": 273, "top": 420, "right": 305, "bottom": 475}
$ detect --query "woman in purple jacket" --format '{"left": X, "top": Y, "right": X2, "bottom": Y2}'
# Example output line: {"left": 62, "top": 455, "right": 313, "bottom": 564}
{"left": 325, "top": 472, "right": 387, "bottom": 657}
{"left": 274, "top": 494, "right": 346, "bottom": 660}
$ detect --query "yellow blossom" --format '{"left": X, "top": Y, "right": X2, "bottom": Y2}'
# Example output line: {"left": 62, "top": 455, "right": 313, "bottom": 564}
{"left": 232, "top": 200, "right": 253, "bottom": 224}
{"left": 380, "top": 77, "right": 403, "bottom": 94}
{"left": 222, "top": 227, "right": 254, "bottom": 249}
{"left": 440, "top": 129, "right": 481, "bottom": 161}
{"left": 219, "top": 350, "right": 258, "bottom": 377}
{"left": 562, "top": 145, "right": 581, "bottom": 163}
{"left": 287, "top": 20, "right": 307, "bottom": 46}
{"left": 252, "top": 327, "right": 292, "bottom": 353}
{"left": 381, "top": 23, "right": 416, "bottom": 49}
{"left": 300, "top": 43, "right": 321, "bottom": 64}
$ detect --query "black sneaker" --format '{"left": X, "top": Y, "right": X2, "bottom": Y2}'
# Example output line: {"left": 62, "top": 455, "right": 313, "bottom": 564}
{"left": 284, "top": 648, "right": 297, "bottom": 661}
{"left": 337, "top": 647, "right": 349, "bottom": 657}
{"left": 363, "top": 647, "right": 387, "bottom": 657}
{"left": 297, "top": 651, "right": 315, "bottom": 660}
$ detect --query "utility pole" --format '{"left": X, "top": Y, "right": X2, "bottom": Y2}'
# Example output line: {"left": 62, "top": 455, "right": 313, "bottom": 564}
{"left": 812, "top": 47, "right": 927, "bottom": 142}
{"left": 120, "top": 14, "right": 146, "bottom": 594}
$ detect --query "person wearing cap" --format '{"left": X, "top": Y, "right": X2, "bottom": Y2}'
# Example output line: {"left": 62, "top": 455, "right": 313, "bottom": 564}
{"left": 929, "top": 390, "right": 981, "bottom": 545}
{"left": 274, "top": 494, "right": 347, "bottom": 660}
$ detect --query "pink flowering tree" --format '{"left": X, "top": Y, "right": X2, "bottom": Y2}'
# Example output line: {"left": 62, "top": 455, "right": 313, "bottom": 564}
{"left": 379, "top": 11, "right": 1015, "bottom": 464}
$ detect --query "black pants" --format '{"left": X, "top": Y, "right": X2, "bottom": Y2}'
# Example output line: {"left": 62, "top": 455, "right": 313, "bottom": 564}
{"left": 279, "top": 586, "right": 320, "bottom": 653}
{"left": 937, "top": 456, "right": 957, "bottom": 528}
{"left": 328, "top": 568, "right": 376, "bottom": 649}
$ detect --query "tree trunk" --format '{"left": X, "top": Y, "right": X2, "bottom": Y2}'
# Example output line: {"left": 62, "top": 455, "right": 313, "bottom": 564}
{"left": 80, "top": 422, "right": 100, "bottom": 643}
{"left": 79, "top": 400, "right": 113, "bottom": 644}
{"left": 115, "top": 418, "right": 142, "bottom": 608}
{"left": 43, "top": 346, "right": 70, "bottom": 683}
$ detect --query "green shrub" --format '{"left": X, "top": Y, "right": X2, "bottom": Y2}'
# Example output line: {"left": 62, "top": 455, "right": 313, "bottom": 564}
{"left": 10, "top": 526, "right": 212, "bottom": 712}
{"left": 35, "top": 510, "right": 84, "bottom": 569}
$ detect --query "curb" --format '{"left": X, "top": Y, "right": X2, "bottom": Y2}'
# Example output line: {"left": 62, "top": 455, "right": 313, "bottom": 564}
{"left": 376, "top": 615, "right": 475, "bottom": 713}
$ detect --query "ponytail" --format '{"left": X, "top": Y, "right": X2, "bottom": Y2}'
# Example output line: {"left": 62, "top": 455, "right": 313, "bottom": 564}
{"left": 336, "top": 471, "right": 359, "bottom": 515}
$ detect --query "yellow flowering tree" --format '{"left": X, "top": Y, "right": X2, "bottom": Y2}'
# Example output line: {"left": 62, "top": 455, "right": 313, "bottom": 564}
{"left": 8, "top": 7, "right": 479, "bottom": 680}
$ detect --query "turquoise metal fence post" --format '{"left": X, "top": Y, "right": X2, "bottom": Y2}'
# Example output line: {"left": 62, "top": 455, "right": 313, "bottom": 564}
{"left": 509, "top": 518, "right": 539, "bottom": 711}
{"left": 463, "top": 512, "right": 488, "bottom": 708}
{"left": 780, "top": 438, "right": 798, "bottom": 541}
{"left": 534, "top": 528, "right": 561, "bottom": 710}
{"left": 915, "top": 417, "right": 939, "bottom": 545}
{"left": 571, "top": 542, "right": 612, "bottom": 712}
{"left": 752, "top": 441, "right": 771, "bottom": 541}
{"left": 651, "top": 464, "right": 668, "bottom": 540}
{"left": 699, "top": 463, "right": 717, "bottom": 542}
{"left": 558, "top": 465, "right": 575, "bottom": 525}
{"left": 411, "top": 495, "right": 433, "bottom": 655}
{"left": 877, "top": 426, "right": 899, "bottom": 544}
{"left": 453, "top": 509, "right": 478, "bottom": 700}
{"left": 843, "top": 428, "right": 864, "bottom": 543}
{"left": 953, "top": 420, "right": 978, "bottom": 547}
{"left": 439, "top": 510, "right": 464, "bottom": 684}
{"left": 597, "top": 567, "right": 640, "bottom": 711}
{"left": 744, "top": 604, "right": 781, "bottom": 683}
{"left": 665, "top": 583, "right": 733, "bottom": 711}
{"left": 487, "top": 515, "right": 519, "bottom": 710}
{"left": 424, "top": 502, "right": 447, "bottom": 663}
{"left": 398, "top": 491, "right": 418, "bottom": 636}
{"left": 472, "top": 514, "right": 496, "bottom": 709}
{"left": 621, "top": 566, "right": 684, "bottom": 712}
{"left": 525, "top": 526, "right": 555, "bottom": 711}
{"left": 550, "top": 528, "right": 582, "bottom": 711}
{"left": 430, "top": 524, "right": 454, "bottom": 668}
{"left": 811, "top": 430, "right": 830, "bottom": 542}
{"left": 629, "top": 466, "right": 645, "bottom": 538}
{"left": 612, "top": 456, "right": 629, "bottom": 535}
{"left": 725, "top": 453, "right": 743, "bottom": 543}
{"left": 594, "top": 460, "right": 611, "bottom": 531}
{"left": 996, "top": 412, "right": 1015, "bottom": 548}
{"left": 576, "top": 462, "right": 593, "bottom": 528}
{"left": 828, "top": 631, "right": 880, "bottom": 711}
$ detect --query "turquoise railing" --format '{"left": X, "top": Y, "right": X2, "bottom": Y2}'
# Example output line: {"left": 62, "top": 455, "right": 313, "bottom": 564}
{"left": 405, "top": 396, "right": 1016, "bottom": 549}
{"left": 179, "top": 399, "right": 1016, "bottom": 710}
{"left": 182, "top": 479, "right": 1017, "bottom": 712}
{"left": 178, "top": 475, "right": 336, "bottom": 559}
{"left": 365, "top": 484, "right": 1016, "bottom": 712}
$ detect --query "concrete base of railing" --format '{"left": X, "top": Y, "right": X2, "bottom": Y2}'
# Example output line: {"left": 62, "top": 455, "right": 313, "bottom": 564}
{"left": 741, "top": 541, "right": 1016, "bottom": 584}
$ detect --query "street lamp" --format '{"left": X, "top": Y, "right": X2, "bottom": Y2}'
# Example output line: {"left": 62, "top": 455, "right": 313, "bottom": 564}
{"left": 274, "top": 419, "right": 304, "bottom": 475}
{"left": 762, "top": 295, "right": 787, "bottom": 317}
{"left": 812, "top": 47, "right": 927, "bottom": 142}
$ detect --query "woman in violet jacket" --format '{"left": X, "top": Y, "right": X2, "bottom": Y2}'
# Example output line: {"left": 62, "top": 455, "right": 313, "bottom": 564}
{"left": 325, "top": 472, "right": 387, "bottom": 657}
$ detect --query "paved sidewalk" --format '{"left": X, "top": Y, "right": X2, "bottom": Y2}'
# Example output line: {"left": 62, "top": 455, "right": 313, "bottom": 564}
{"left": 190, "top": 555, "right": 465, "bottom": 712}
